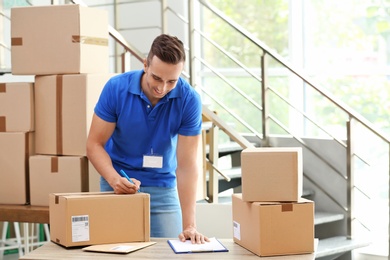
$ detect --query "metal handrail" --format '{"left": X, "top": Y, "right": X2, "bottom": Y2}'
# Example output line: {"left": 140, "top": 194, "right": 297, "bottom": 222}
{"left": 202, "top": 105, "right": 254, "bottom": 149}
{"left": 198, "top": 0, "right": 390, "bottom": 144}
{"left": 0, "top": 10, "right": 10, "bottom": 20}
{"left": 107, "top": 25, "right": 144, "bottom": 62}
{"left": 201, "top": 85, "right": 263, "bottom": 140}
{"left": 268, "top": 86, "right": 347, "bottom": 148}
{"left": 195, "top": 29, "right": 262, "bottom": 83}
{"left": 196, "top": 56, "right": 262, "bottom": 112}
{"left": 0, "top": 42, "right": 9, "bottom": 50}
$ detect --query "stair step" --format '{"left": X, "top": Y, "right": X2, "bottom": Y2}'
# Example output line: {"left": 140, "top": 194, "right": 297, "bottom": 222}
{"left": 316, "top": 236, "right": 370, "bottom": 258}
{"left": 0, "top": 68, "right": 11, "bottom": 75}
{"left": 314, "top": 211, "right": 344, "bottom": 225}
{"left": 302, "top": 189, "right": 314, "bottom": 198}
{"left": 205, "top": 142, "right": 243, "bottom": 157}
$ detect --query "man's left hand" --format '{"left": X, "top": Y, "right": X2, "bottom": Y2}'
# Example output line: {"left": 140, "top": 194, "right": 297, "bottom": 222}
{"left": 178, "top": 226, "right": 210, "bottom": 244}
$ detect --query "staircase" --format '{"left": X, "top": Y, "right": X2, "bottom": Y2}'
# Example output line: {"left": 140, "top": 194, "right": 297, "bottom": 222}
{"left": 2, "top": 0, "right": 389, "bottom": 259}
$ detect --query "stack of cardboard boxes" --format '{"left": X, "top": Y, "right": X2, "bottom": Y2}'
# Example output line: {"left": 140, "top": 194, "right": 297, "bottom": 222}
{"left": 1, "top": 4, "right": 110, "bottom": 207}
{"left": 0, "top": 81, "right": 34, "bottom": 204}
{"left": 232, "top": 147, "right": 315, "bottom": 257}
{"left": 1, "top": 4, "right": 151, "bottom": 246}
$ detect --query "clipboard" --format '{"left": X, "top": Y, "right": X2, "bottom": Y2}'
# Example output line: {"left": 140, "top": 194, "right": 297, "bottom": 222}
{"left": 82, "top": 241, "right": 156, "bottom": 254}
{"left": 167, "top": 237, "right": 229, "bottom": 254}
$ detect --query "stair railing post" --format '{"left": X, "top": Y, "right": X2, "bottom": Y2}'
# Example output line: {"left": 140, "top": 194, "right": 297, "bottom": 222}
{"left": 388, "top": 141, "right": 390, "bottom": 258}
{"left": 261, "top": 53, "right": 269, "bottom": 146}
{"left": 188, "top": 0, "right": 195, "bottom": 86}
{"left": 161, "top": 0, "right": 168, "bottom": 34}
{"left": 346, "top": 119, "right": 354, "bottom": 239}
{"left": 0, "top": 1, "right": 4, "bottom": 70}
{"left": 113, "top": 0, "right": 121, "bottom": 73}
{"left": 208, "top": 123, "right": 219, "bottom": 203}
{"left": 121, "top": 51, "right": 131, "bottom": 73}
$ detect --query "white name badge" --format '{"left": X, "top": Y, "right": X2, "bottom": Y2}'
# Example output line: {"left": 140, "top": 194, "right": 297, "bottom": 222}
{"left": 143, "top": 155, "right": 163, "bottom": 168}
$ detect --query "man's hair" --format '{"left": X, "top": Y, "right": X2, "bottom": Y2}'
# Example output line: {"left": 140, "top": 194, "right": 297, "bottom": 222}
{"left": 146, "top": 34, "right": 185, "bottom": 65}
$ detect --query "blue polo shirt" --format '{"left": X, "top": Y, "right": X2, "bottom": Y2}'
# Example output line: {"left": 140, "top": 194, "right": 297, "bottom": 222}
{"left": 94, "top": 70, "right": 202, "bottom": 188}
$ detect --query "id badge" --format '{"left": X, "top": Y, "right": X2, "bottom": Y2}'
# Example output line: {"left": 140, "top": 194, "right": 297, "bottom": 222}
{"left": 143, "top": 154, "right": 163, "bottom": 168}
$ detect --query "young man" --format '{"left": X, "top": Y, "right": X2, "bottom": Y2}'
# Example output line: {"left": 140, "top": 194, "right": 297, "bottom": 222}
{"left": 86, "top": 34, "right": 208, "bottom": 243}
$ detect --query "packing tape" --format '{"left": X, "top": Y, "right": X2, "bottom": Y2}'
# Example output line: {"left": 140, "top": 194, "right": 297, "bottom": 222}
{"left": 72, "top": 35, "right": 108, "bottom": 46}
{"left": 56, "top": 76, "right": 63, "bottom": 155}
{"left": 0, "top": 85, "right": 6, "bottom": 131}
{"left": 281, "top": 204, "right": 293, "bottom": 212}
{"left": 0, "top": 117, "right": 5, "bottom": 132}
{"left": 80, "top": 157, "right": 89, "bottom": 192}
{"left": 11, "top": 37, "right": 23, "bottom": 46}
{"left": 51, "top": 157, "right": 59, "bottom": 173}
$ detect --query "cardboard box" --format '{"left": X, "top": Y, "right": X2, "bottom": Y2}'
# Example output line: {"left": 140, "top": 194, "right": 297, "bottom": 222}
{"left": 0, "top": 82, "right": 34, "bottom": 132}
{"left": 50, "top": 192, "right": 150, "bottom": 247}
{"left": 34, "top": 74, "right": 112, "bottom": 156}
{"left": 29, "top": 155, "right": 89, "bottom": 206}
{"left": 0, "top": 132, "right": 34, "bottom": 204}
{"left": 11, "top": 4, "right": 109, "bottom": 75}
{"left": 232, "top": 194, "right": 314, "bottom": 257}
{"left": 241, "top": 147, "right": 302, "bottom": 202}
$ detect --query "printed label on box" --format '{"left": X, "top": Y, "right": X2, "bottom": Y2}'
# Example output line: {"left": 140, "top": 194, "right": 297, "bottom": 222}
{"left": 71, "top": 215, "right": 90, "bottom": 242}
{"left": 233, "top": 221, "right": 241, "bottom": 240}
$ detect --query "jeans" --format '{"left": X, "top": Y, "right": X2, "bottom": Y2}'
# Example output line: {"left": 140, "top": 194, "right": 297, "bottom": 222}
{"left": 100, "top": 177, "right": 182, "bottom": 238}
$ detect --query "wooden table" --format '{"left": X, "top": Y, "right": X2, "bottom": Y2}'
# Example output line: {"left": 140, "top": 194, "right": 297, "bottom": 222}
{"left": 20, "top": 239, "right": 316, "bottom": 260}
{"left": 0, "top": 205, "right": 49, "bottom": 224}
{"left": 0, "top": 204, "right": 49, "bottom": 254}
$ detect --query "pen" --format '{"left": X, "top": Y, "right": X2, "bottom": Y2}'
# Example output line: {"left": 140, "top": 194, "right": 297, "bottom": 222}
{"left": 119, "top": 169, "right": 140, "bottom": 192}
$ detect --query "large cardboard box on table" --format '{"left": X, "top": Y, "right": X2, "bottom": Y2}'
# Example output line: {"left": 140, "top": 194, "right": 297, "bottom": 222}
{"left": 29, "top": 155, "right": 89, "bottom": 206}
{"left": 49, "top": 192, "right": 150, "bottom": 247}
{"left": 232, "top": 194, "right": 314, "bottom": 257}
{"left": 11, "top": 4, "right": 109, "bottom": 75}
{"left": 241, "top": 147, "right": 302, "bottom": 202}
{"left": 0, "top": 82, "right": 34, "bottom": 132}
{"left": 34, "top": 74, "right": 112, "bottom": 156}
{"left": 0, "top": 132, "right": 34, "bottom": 204}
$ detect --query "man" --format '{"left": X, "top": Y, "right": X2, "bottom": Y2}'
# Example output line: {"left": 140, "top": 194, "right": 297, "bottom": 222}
{"left": 86, "top": 34, "right": 208, "bottom": 243}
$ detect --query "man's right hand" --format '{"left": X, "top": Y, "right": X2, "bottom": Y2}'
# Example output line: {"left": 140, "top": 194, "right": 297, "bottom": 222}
{"left": 111, "top": 176, "right": 141, "bottom": 194}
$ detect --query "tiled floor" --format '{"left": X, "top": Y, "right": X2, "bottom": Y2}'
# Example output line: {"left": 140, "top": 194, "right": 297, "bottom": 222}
{"left": 2, "top": 253, "right": 19, "bottom": 260}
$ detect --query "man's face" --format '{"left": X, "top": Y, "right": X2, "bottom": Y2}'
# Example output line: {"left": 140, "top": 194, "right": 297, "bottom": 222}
{"left": 142, "top": 55, "right": 184, "bottom": 105}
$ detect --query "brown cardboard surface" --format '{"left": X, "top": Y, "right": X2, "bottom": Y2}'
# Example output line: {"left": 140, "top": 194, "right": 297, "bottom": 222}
{"left": 232, "top": 194, "right": 314, "bottom": 257}
{"left": 0, "top": 132, "right": 34, "bottom": 204}
{"left": 29, "top": 155, "right": 89, "bottom": 206}
{"left": 11, "top": 4, "right": 109, "bottom": 75}
{"left": 241, "top": 147, "right": 303, "bottom": 202}
{"left": 82, "top": 241, "right": 156, "bottom": 254}
{"left": 35, "top": 74, "right": 113, "bottom": 156}
{"left": 0, "top": 82, "right": 34, "bottom": 132}
{"left": 49, "top": 192, "right": 150, "bottom": 247}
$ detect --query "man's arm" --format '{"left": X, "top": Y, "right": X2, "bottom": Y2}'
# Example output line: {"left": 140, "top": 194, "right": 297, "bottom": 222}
{"left": 176, "top": 134, "right": 209, "bottom": 243}
{"left": 86, "top": 113, "right": 139, "bottom": 194}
